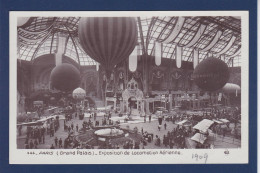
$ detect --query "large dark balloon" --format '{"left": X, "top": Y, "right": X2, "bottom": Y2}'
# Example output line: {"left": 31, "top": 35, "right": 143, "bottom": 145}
{"left": 50, "top": 63, "right": 80, "bottom": 92}
{"left": 78, "top": 17, "right": 138, "bottom": 75}
{"left": 192, "top": 57, "right": 230, "bottom": 91}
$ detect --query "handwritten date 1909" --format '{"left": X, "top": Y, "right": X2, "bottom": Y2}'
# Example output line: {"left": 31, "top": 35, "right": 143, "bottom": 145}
{"left": 192, "top": 153, "right": 208, "bottom": 163}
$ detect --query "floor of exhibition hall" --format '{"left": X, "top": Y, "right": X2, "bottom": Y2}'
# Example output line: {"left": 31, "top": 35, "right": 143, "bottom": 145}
{"left": 17, "top": 110, "right": 241, "bottom": 149}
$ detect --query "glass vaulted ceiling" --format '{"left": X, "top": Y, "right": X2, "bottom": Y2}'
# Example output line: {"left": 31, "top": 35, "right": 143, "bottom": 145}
{"left": 18, "top": 16, "right": 241, "bottom": 67}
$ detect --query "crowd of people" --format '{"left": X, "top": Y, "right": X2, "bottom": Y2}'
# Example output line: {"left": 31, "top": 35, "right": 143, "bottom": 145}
{"left": 19, "top": 101, "right": 241, "bottom": 150}
{"left": 23, "top": 117, "right": 60, "bottom": 149}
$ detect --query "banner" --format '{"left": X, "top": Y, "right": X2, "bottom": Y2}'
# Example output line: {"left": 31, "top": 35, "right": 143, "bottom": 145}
{"left": 185, "top": 24, "right": 206, "bottom": 48}
{"left": 176, "top": 46, "right": 182, "bottom": 68}
{"left": 193, "top": 49, "right": 199, "bottom": 69}
{"left": 161, "top": 17, "right": 185, "bottom": 44}
{"left": 216, "top": 35, "right": 236, "bottom": 55}
{"left": 155, "top": 42, "right": 162, "bottom": 66}
{"left": 129, "top": 45, "right": 138, "bottom": 72}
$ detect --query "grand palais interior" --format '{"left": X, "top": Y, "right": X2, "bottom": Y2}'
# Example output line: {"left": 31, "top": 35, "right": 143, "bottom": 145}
{"left": 16, "top": 16, "right": 242, "bottom": 149}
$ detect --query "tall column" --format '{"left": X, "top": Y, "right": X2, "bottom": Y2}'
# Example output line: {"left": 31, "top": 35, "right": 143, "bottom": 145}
{"left": 174, "top": 96, "right": 178, "bottom": 107}
{"left": 141, "top": 101, "right": 144, "bottom": 114}
{"left": 114, "top": 99, "right": 116, "bottom": 110}
{"left": 169, "top": 94, "right": 172, "bottom": 111}
{"left": 146, "top": 100, "right": 150, "bottom": 114}
{"left": 126, "top": 101, "right": 129, "bottom": 112}
{"left": 120, "top": 101, "right": 123, "bottom": 113}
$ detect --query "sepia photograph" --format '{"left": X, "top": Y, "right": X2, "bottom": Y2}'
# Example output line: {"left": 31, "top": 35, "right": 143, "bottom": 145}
{"left": 9, "top": 11, "right": 249, "bottom": 164}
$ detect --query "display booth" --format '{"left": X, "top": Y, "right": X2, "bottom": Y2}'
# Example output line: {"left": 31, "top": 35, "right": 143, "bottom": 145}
{"left": 120, "top": 78, "right": 145, "bottom": 116}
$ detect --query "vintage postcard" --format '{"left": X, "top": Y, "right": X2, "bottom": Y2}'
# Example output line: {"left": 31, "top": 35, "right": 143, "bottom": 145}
{"left": 9, "top": 11, "right": 248, "bottom": 164}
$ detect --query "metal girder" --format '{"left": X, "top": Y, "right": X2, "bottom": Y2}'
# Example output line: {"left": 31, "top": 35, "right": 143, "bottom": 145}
{"left": 201, "top": 17, "right": 241, "bottom": 34}
{"left": 145, "top": 17, "right": 158, "bottom": 53}
{"left": 31, "top": 33, "right": 53, "bottom": 63}
{"left": 150, "top": 17, "right": 176, "bottom": 56}
{"left": 49, "top": 32, "right": 55, "bottom": 54}
{"left": 137, "top": 17, "right": 146, "bottom": 55}
{"left": 63, "top": 24, "right": 81, "bottom": 65}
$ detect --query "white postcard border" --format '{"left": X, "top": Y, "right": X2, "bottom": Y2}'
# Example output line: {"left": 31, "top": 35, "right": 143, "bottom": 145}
{"left": 9, "top": 11, "right": 249, "bottom": 164}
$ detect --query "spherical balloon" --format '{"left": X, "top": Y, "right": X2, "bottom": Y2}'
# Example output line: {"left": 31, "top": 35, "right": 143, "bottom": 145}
{"left": 72, "top": 87, "right": 86, "bottom": 101}
{"left": 222, "top": 83, "right": 241, "bottom": 93}
{"left": 50, "top": 63, "right": 80, "bottom": 92}
{"left": 17, "top": 17, "right": 31, "bottom": 27}
{"left": 78, "top": 17, "right": 138, "bottom": 74}
{"left": 192, "top": 57, "right": 230, "bottom": 91}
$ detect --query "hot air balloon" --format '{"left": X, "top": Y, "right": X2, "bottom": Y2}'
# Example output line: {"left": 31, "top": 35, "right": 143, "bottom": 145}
{"left": 50, "top": 63, "right": 80, "bottom": 92}
{"left": 193, "top": 57, "right": 230, "bottom": 91}
{"left": 17, "top": 17, "right": 32, "bottom": 27}
{"left": 72, "top": 87, "right": 86, "bottom": 101}
{"left": 78, "top": 17, "right": 138, "bottom": 76}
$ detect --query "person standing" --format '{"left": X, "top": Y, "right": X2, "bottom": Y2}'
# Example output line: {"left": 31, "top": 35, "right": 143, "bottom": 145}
{"left": 71, "top": 122, "right": 74, "bottom": 131}
{"left": 50, "top": 144, "right": 55, "bottom": 149}
{"left": 54, "top": 137, "right": 58, "bottom": 147}
{"left": 164, "top": 122, "right": 167, "bottom": 130}
{"left": 158, "top": 115, "right": 163, "bottom": 125}
{"left": 163, "top": 135, "right": 167, "bottom": 147}
{"left": 51, "top": 128, "right": 54, "bottom": 137}
{"left": 169, "top": 139, "right": 174, "bottom": 149}
{"left": 59, "top": 138, "right": 62, "bottom": 148}
{"left": 29, "top": 140, "right": 34, "bottom": 149}
{"left": 42, "top": 134, "right": 45, "bottom": 144}
{"left": 34, "top": 139, "right": 38, "bottom": 149}
{"left": 94, "top": 112, "right": 97, "bottom": 121}
{"left": 49, "top": 128, "right": 52, "bottom": 137}
{"left": 149, "top": 114, "right": 152, "bottom": 123}
{"left": 76, "top": 124, "right": 79, "bottom": 132}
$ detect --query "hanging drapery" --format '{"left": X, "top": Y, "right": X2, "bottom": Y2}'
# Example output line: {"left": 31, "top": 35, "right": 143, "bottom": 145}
{"left": 161, "top": 17, "right": 185, "bottom": 44}
{"left": 129, "top": 45, "right": 139, "bottom": 72}
{"left": 193, "top": 49, "right": 199, "bottom": 69}
{"left": 226, "top": 47, "right": 241, "bottom": 58}
{"left": 96, "top": 62, "right": 100, "bottom": 71}
{"left": 216, "top": 35, "right": 237, "bottom": 55}
{"left": 184, "top": 24, "right": 207, "bottom": 48}
{"left": 176, "top": 45, "right": 182, "bottom": 68}
{"left": 155, "top": 42, "right": 162, "bottom": 66}
{"left": 200, "top": 30, "right": 223, "bottom": 52}
{"left": 55, "top": 35, "right": 66, "bottom": 66}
